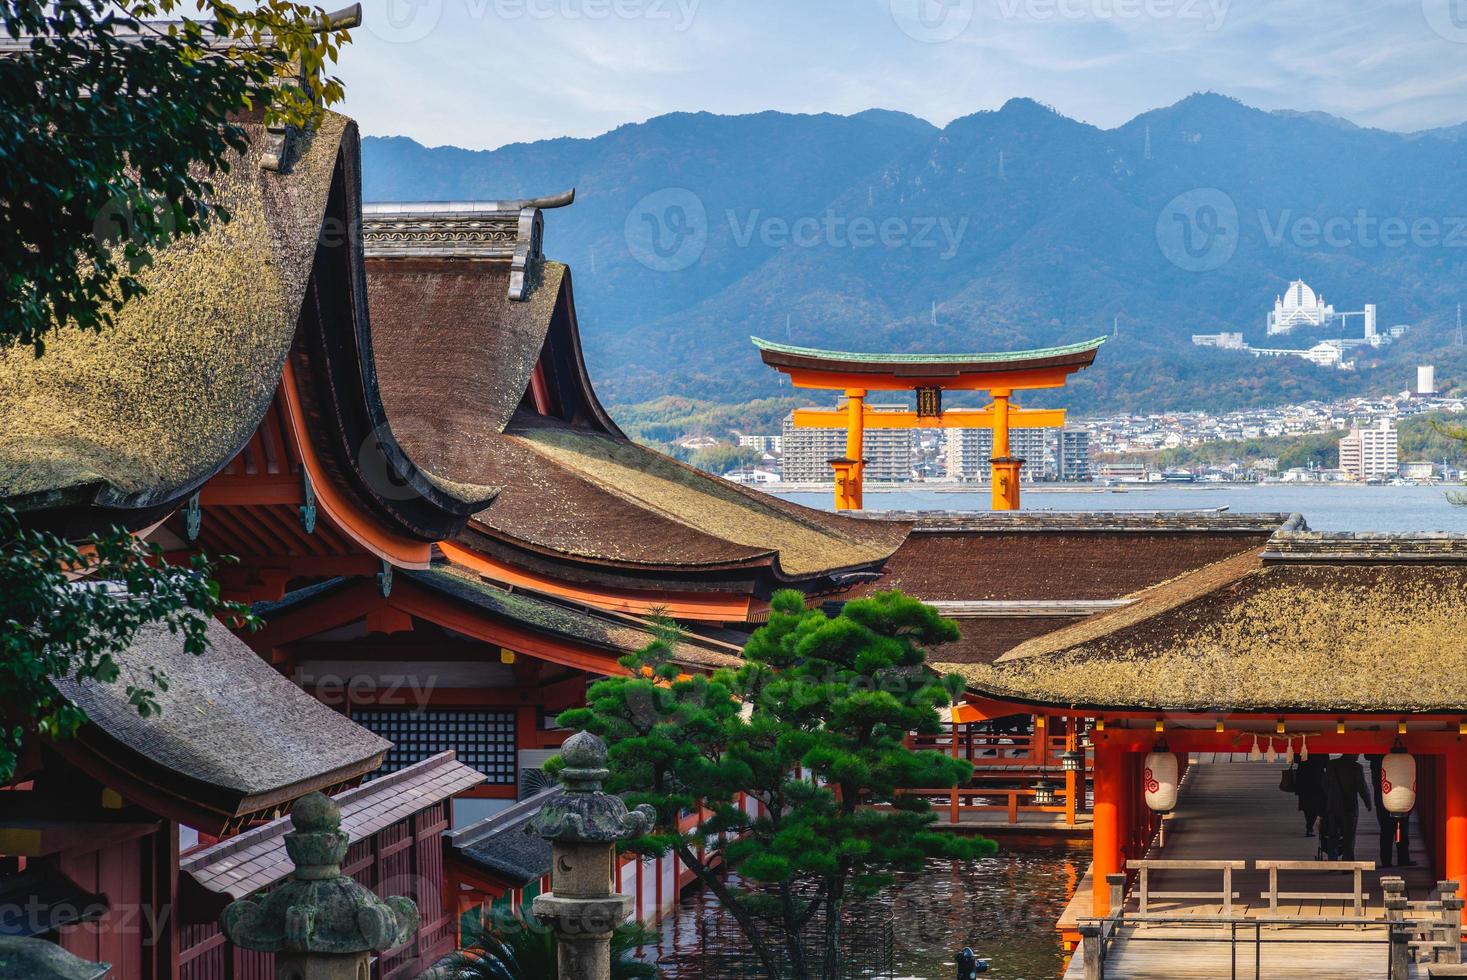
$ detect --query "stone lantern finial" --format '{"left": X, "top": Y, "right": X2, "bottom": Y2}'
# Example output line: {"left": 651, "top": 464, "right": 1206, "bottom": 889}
{"left": 221, "top": 791, "right": 419, "bottom": 980}
{"left": 527, "top": 732, "right": 655, "bottom": 980}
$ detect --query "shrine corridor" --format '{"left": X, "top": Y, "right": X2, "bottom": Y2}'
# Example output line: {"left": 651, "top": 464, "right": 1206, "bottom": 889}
{"left": 1064, "top": 757, "right": 1443, "bottom": 979}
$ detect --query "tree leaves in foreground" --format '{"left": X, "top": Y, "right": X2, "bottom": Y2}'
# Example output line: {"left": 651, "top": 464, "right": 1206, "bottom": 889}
{"left": 0, "top": 507, "right": 252, "bottom": 783}
{"left": 558, "top": 589, "right": 996, "bottom": 980}
{"left": 1, "top": 0, "right": 353, "bottom": 353}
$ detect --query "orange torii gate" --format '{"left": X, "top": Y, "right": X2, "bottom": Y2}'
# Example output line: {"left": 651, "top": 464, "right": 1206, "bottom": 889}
{"left": 753, "top": 336, "right": 1106, "bottom": 511}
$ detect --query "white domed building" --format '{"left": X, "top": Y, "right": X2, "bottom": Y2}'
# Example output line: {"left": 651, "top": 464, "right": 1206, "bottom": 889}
{"left": 1267, "top": 279, "right": 1335, "bottom": 335}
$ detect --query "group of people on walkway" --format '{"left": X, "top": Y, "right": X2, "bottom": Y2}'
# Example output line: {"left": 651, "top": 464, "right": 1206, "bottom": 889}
{"left": 1291, "top": 753, "right": 1413, "bottom": 867}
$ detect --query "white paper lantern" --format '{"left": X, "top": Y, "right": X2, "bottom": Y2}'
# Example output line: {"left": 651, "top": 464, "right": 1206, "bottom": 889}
{"left": 1144, "top": 750, "right": 1179, "bottom": 813}
{"left": 1381, "top": 752, "right": 1417, "bottom": 814}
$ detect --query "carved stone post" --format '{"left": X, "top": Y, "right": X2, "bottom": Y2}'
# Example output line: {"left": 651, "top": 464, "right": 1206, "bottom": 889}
{"left": 528, "top": 732, "right": 654, "bottom": 980}
{"left": 220, "top": 792, "right": 419, "bottom": 980}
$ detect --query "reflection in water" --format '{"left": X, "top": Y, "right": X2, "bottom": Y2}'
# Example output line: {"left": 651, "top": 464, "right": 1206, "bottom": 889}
{"left": 649, "top": 846, "right": 1081, "bottom": 979}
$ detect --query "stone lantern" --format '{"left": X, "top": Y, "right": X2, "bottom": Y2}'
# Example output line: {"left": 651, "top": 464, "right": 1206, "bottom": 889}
{"left": 528, "top": 731, "right": 655, "bottom": 980}
{"left": 220, "top": 792, "right": 418, "bottom": 980}
{"left": 0, "top": 936, "right": 109, "bottom": 980}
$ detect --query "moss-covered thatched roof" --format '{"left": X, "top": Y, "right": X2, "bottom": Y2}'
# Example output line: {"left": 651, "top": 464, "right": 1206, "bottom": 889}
{"left": 942, "top": 537, "right": 1467, "bottom": 713}
{"left": 0, "top": 114, "right": 351, "bottom": 508}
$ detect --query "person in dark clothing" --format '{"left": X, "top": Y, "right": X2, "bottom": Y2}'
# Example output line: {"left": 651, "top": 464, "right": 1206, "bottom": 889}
{"left": 1294, "top": 755, "right": 1328, "bottom": 837}
{"left": 1368, "top": 754, "right": 1414, "bottom": 868}
{"left": 1323, "top": 754, "right": 1372, "bottom": 861}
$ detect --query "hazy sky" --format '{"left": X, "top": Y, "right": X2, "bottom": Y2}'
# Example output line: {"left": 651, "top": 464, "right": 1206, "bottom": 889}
{"left": 337, "top": 0, "right": 1467, "bottom": 149}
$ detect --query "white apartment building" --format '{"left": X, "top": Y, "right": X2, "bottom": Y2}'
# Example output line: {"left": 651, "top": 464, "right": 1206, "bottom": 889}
{"left": 1338, "top": 419, "right": 1399, "bottom": 481}
{"left": 737, "top": 433, "right": 782, "bottom": 453}
{"left": 944, "top": 427, "right": 1088, "bottom": 481}
{"left": 780, "top": 409, "right": 912, "bottom": 483}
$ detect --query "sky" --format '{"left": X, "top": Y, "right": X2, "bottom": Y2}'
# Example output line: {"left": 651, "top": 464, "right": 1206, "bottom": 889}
{"left": 336, "top": 0, "right": 1467, "bottom": 150}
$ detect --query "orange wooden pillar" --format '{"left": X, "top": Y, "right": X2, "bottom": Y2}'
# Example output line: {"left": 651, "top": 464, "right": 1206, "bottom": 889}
{"left": 1446, "top": 745, "right": 1467, "bottom": 892}
{"left": 989, "top": 388, "right": 1022, "bottom": 511}
{"left": 833, "top": 388, "right": 867, "bottom": 510}
{"left": 1092, "top": 741, "right": 1124, "bottom": 916}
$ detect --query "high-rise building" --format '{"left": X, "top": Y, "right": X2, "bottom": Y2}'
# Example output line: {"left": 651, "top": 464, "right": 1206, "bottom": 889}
{"left": 1338, "top": 419, "right": 1398, "bottom": 481}
{"left": 780, "top": 408, "right": 912, "bottom": 483}
{"left": 1056, "top": 428, "right": 1092, "bottom": 482}
{"left": 945, "top": 427, "right": 1060, "bottom": 481}
{"left": 1417, "top": 365, "right": 1437, "bottom": 396}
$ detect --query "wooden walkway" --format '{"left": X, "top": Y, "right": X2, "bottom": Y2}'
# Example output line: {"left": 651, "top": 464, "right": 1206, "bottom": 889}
{"left": 1063, "top": 757, "right": 1441, "bottom": 979}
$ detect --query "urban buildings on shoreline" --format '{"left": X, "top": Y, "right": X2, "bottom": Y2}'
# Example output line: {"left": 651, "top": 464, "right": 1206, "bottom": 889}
{"left": 719, "top": 374, "right": 1459, "bottom": 487}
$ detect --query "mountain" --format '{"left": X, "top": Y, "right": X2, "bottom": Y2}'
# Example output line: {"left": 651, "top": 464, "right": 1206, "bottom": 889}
{"left": 362, "top": 95, "right": 1467, "bottom": 415}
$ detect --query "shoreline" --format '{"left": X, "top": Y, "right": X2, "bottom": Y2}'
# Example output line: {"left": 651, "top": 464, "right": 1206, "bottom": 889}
{"left": 759, "top": 481, "right": 1462, "bottom": 495}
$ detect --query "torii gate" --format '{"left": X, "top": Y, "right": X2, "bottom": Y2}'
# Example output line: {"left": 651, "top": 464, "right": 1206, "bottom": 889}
{"left": 753, "top": 336, "right": 1106, "bottom": 511}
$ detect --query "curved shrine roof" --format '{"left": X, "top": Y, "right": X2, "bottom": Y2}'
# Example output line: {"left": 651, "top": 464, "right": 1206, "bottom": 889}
{"left": 943, "top": 533, "right": 1467, "bottom": 714}
{"left": 0, "top": 114, "right": 350, "bottom": 511}
{"left": 751, "top": 335, "right": 1107, "bottom": 381}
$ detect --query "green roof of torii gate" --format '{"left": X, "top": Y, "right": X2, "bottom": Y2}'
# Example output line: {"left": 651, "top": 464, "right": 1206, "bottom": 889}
{"left": 751, "top": 335, "right": 1107, "bottom": 380}
{"left": 751, "top": 335, "right": 1107, "bottom": 364}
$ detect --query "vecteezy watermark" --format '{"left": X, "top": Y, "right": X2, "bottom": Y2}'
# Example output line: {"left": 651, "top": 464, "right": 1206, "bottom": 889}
{"left": 293, "top": 668, "right": 438, "bottom": 710}
{"left": 889, "top": 0, "right": 976, "bottom": 43}
{"left": 1155, "top": 187, "right": 1239, "bottom": 272}
{"left": 1422, "top": 0, "right": 1467, "bottom": 43}
{"left": 1257, "top": 210, "right": 1467, "bottom": 250}
{"left": 727, "top": 209, "right": 969, "bottom": 259}
{"left": 994, "top": 0, "right": 1229, "bottom": 29}
{"left": 366, "top": 0, "right": 700, "bottom": 43}
{"left": 366, "top": 0, "right": 445, "bottom": 43}
{"left": 625, "top": 190, "right": 971, "bottom": 271}
{"left": 625, "top": 187, "right": 709, "bottom": 272}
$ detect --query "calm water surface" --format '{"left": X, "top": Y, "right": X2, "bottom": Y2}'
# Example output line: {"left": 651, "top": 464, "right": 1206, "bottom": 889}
{"left": 769, "top": 484, "right": 1467, "bottom": 533}
{"left": 650, "top": 848, "right": 1082, "bottom": 980}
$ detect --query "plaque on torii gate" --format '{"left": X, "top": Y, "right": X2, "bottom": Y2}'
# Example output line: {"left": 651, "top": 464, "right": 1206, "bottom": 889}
{"left": 753, "top": 336, "right": 1106, "bottom": 511}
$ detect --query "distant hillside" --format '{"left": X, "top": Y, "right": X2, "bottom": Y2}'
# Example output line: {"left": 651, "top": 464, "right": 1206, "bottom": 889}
{"left": 363, "top": 96, "right": 1467, "bottom": 414}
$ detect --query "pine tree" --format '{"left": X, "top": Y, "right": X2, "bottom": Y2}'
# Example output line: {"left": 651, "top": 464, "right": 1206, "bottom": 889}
{"left": 557, "top": 589, "right": 996, "bottom": 980}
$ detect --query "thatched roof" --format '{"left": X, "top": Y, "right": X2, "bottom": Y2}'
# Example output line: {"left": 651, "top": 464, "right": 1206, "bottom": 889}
{"left": 0, "top": 114, "right": 351, "bottom": 511}
{"left": 944, "top": 535, "right": 1467, "bottom": 713}
{"left": 406, "top": 565, "right": 745, "bottom": 669}
{"left": 363, "top": 220, "right": 906, "bottom": 591}
{"left": 50, "top": 613, "right": 388, "bottom": 832}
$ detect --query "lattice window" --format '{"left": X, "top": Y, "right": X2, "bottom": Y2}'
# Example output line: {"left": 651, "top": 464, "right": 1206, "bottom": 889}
{"left": 351, "top": 709, "right": 516, "bottom": 783}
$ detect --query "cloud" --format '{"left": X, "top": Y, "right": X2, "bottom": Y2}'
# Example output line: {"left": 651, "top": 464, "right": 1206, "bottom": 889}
{"left": 337, "top": 0, "right": 1467, "bottom": 148}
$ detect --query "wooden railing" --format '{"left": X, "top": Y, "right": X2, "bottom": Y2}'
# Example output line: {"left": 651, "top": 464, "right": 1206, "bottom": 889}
{"left": 1128, "top": 859, "right": 1245, "bottom": 916}
{"left": 1256, "top": 859, "right": 1374, "bottom": 918}
{"left": 890, "top": 785, "right": 1078, "bottom": 825}
{"left": 1385, "top": 877, "right": 1464, "bottom": 967}
{"left": 909, "top": 728, "right": 1072, "bottom": 770}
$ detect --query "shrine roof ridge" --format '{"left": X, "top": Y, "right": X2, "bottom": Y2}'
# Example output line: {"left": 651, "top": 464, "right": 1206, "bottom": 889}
{"left": 750, "top": 334, "right": 1108, "bottom": 366}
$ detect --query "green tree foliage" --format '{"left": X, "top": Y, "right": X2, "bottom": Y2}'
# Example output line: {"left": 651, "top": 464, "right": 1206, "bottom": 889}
{"left": 689, "top": 443, "right": 763, "bottom": 475}
{"left": 0, "top": 507, "right": 251, "bottom": 782}
{"left": 2, "top": 0, "right": 354, "bottom": 353}
{"left": 0, "top": 0, "right": 346, "bottom": 784}
{"left": 558, "top": 590, "right": 995, "bottom": 980}
{"left": 612, "top": 396, "right": 804, "bottom": 446}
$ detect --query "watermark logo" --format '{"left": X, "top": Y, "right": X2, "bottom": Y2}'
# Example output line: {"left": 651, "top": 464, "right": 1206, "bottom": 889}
{"left": 625, "top": 187, "right": 708, "bottom": 272}
{"left": 1257, "top": 209, "right": 1467, "bottom": 250}
{"left": 1156, "top": 187, "right": 1238, "bottom": 272}
{"left": 1422, "top": 0, "right": 1467, "bottom": 43}
{"left": 994, "top": 0, "right": 1229, "bottom": 30}
{"left": 365, "top": 0, "right": 444, "bottom": 43}
{"left": 889, "top": 0, "right": 976, "bottom": 43}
